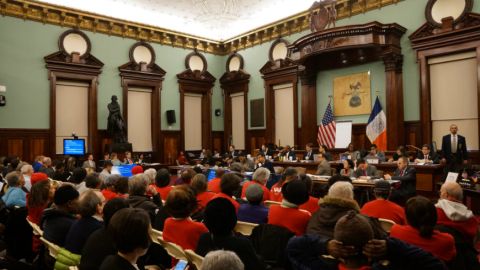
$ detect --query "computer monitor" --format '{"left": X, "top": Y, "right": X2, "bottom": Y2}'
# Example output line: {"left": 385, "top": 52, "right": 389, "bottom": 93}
{"left": 63, "top": 139, "right": 85, "bottom": 156}
{"left": 111, "top": 164, "right": 136, "bottom": 177}
{"left": 206, "top": 169, "right": 216, "bottom": 182}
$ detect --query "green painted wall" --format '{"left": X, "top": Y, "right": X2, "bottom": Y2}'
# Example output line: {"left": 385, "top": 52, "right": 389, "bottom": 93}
{"left": 0, "top": 16, "right": 224, "bottom": 131}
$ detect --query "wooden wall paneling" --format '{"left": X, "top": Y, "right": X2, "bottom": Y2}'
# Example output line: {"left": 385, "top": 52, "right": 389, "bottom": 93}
{"left": 7, "top": 139, "right": 23, "bottom": 159}
{"left": 351, "top": 124, "right": 368, "bottom": 150}
{"left": 212, "top": 131, "right": 224, "bottom": 154}
{"left": 404, "top": 121, "right": 422, "bottom": 147}
{"left": 299, "top": 68, "right": 318, "bottom": 148}
{"left": 161, "top": 131, "right": 181, "bottom": 164}
{"left": 0, "top": 129, "right": 50, "bottom": 163}
{"left": 246, "top": 129, "right": 267, "bottom": 155}
{"left": 383, "top": 53, "right": 405, "bottom": 149}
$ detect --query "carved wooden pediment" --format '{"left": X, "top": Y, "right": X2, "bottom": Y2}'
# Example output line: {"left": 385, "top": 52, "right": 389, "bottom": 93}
{"left": 118, "top": 62, "right": 166, "bottom": 81}
{"left": 177, "top": 69, "right": 216, "bottom": 84}
{"left": 219, "top": 69, "right": 250, "bottom": 84}
{"left": 259, "top": 58, "right": 298, "bottom": 75}
{"left": 44, "top": 51, "right": 104, "bottom": 74}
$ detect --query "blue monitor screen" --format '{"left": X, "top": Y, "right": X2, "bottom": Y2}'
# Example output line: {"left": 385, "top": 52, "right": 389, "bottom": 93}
{"left": 206, "top": 169, "right": 216, "bottom": 182}
{"left": 63, "top": 139, "right": 85, "bottom": 156}
{"left": 111, "top": 164, "right": 136, "bottom": 177}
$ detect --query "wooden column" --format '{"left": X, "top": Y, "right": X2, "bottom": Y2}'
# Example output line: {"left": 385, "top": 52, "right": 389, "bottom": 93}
{"left": 299, "top": 69, "right": 317, "bottom": 147}
{"left": 383, "top": 52, "right": 405, "bottom": 149}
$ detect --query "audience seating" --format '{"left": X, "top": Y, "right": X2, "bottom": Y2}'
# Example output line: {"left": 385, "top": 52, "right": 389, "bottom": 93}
{"left": 264, "top": 200, "right": 281, "bottom": 208}
{"left": 234, "top": 221, "right": 259, "bottom": 236}
{"left": 40, "top": 237, "right": 60, "bottom": 258}
{"left": 150, "top": 228, "right": 164, "bottom": 245}
{"left": 185, "top": 249, "right": 204, "bottom": 270}
{"left": 69, "top": 267, "right": 79, "bottom": 270}
{"left": 26, "top": 218, "right": 43, "bottom": 236}
{"left": 379, "top": 218, "right": 395, "bottom": 233}
{"left": 157, "top": 237, "right": 188, "bottom": 261}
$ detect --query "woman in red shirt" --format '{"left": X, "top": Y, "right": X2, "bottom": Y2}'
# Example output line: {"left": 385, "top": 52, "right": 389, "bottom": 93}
{"left": 269, "top": 167, "right": 298, "bottom": 202}
{"left": 150, "top": 168, "right": 172, "bottom": 200}
{"left": 298, "top": 174, "right": 320, "bottom": 214}
{"left": 163, "top": 185, "right": 208, "bottom": 251}
{"left": 191, "top": 174, "right": 215, "bottom": 212}
{"left": 390, "top": 196, "right": 456, "bottom": 262}
{"left": 268, "top": 180, "right": 311, "bottom": 235}
{"left": 241, "top": 167, "right": 270, "bottom": 202}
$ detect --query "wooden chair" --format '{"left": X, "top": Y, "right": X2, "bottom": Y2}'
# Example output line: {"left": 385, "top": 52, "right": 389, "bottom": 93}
{"left": 40, "top": 237, "right": 60, "bottom": 258}
{"left": 185, "top": 249, "right": 204, "bottom": 270}
{"left": 69, "top": 267, "right": 79, "bottom": 270}
{"left": 26, "top": 218, "right": 43, "bottom": 236}
{"left": 150, "top": 228, "right": 163, "bottom": 245}
{"left": 234, "top": 221, "right": 259, "bottom": 236}
{"left": 264, "top": 200, "right": 281, "bottom": 208}
{"left": 378, "top": 218, "right": 395, "bottom": 233}
{"left": 157, "top": 237, "right": 188, "bottom": 261}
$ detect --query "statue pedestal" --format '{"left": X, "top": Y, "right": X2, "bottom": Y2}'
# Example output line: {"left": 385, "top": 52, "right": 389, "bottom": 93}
{"left": 106, "top": 143, "right": 132, "bottom": 154}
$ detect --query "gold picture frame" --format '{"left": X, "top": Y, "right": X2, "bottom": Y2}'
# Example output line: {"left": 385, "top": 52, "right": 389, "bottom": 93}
{"left": 333, "top": 72, "right": 372, "bottom": 116}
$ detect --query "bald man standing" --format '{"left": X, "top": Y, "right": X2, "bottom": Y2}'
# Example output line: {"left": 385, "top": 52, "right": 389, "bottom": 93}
{"left": 441, "top": 124, "right": 468, "bottom": 172}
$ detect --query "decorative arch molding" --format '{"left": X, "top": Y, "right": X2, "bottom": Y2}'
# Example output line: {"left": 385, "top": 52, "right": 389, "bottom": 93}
{"left": 44, "top": 28, "right": 104, "bottom": 157}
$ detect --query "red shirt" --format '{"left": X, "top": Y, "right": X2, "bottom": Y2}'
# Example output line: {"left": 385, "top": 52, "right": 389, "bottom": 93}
{"left": 268, "top": 205, "right": 311, "bottom": 235}
{"left": 150, "top": 184, "right": 172, "bottom": 201}
{"left": 269, "top": 182, "right": 284, "bottom": 202}
{"left": 207, "top": 178, "right": 222, "bottom": 193}
{"left": 241, "top": 181, "right": 270, "bottom": 202}
{"left": 390, "top": 224, "right": 456, "bottom": 261}
{"left": 436, "top": 207, "right": 479, "bottom": 239}
{"left": 299, "top": 196, "right": 320, "bottom": 214}
{"left": 196, "top": 191, "right": 216, "bottom": 210}
{"left": 101, "top": 189, "right": 122, "bottom": 201}
{"left": 163, "top": 218, "right": 208, "bottom": 250}
{"left": 213, "top": 193, "right": 240, "bottom": 212}
{"left": 360, "top": 199, "right": 406, "bottom": 225}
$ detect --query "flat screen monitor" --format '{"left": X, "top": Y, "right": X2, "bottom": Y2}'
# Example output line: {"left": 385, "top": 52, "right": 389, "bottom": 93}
{"left": 206, "top": 169, "right": 216, "bottom": 182}
{"left": 111, "top": 164, "right": 136, "bottom": 178}
{"left": 63, "top": 139, "right": 85, "bottom": 156}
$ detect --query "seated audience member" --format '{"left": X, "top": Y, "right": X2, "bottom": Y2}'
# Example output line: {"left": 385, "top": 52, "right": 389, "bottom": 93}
{"left": 270, "top": 167, "right": 298, "bottom": 202}
{"left": 80, "top": 198, "right": 130, "bottom": 270}
{"left": 340, "top": 159, "right": 355, "bottom": 178}
{"left": 327, "top": 174, "right": 353, "bottom": 189}
{"left": 2, "top": 171, "right": 27, "bottom": 207}
{"left": 390, "top": 196, "right": 456, "bottom": 262}
{"left": 85, "top": 173, "right": 102, "bottom": 190}
{"left": 287, "top": 211, "right": 447, "bottom": 270}
{"left": 131, "top": 165, "right": 144, "bottom": 175}
{"left": 41, "top": 185, "right": 80, "bottom": 246}
{"left": 150, "top": 168, "right": 172, "bottom": 200}
{"left": 128, "top": 174, "right": 163, "bottom": 222}
{"left": 229, "top": 162, "right": 244, "bottom": 176}
{"left": 70, "top": 167, "right": 88, "bottom": 194}
{"left": 208, "top": 168, "right": 225, "bottom": 193}
{"left": 123, "top": 151, "right": 134, "bottom": 164}
{"left": 344, "top": 143, "right": 361, "bottom": 161}
{"left": 354, "top": 159, "right": 380, "bottom": 179}
{"left": 213, "top": 173, "right": 242, "bottom": 212}
{"left": 176, "top": 151, "right": 188, "bottom": 165}
{"left": 20, "top": 164, "right": 34, "bottom": 192}
{"left": 39, "top": 157, "right": 55, "bottom": 177}
{"left": 135, "top": 153, "right": 145, "bottom": 164}
{"left": 319, "top": 145, "right": 333, "bottom": 161}
{"left": 64, "top": 190, "right": 105, "bottom": 254}
{"left": 163, "top": 186, "right": 208, "bottom": 250}
{"left": 415, "top": 144, "right": 439, "bottom": 164}
{"left": 101, "top": 174, "right": 121, "bottom": 201}
{"left": 202, "top": 250, "right": 244, "bottom": 270}
{"left": 196, "top": 198, "right": 266, "bottom": 270}
{"left": 307, "top": 181, "right": 359, "bottom": 238}
{"left": 254, "top": 154, "right": 275, "bottom": 174}
{"left": 52, "top": 162, "right": 70, "bottom": 181}
{"left": 299, "top": 175, "right": 320, "bottom": 214}
{"left": 202, "top": 149, "right": 216, "bottom": 166}
{"left": 385, "top": 156, "right": 417, "bottom": 205}
{"left": 99, "top": 208, "right": 151, "bottom": 270}
{"left": 315, "top": 153, "right": 331, "bottom": 176}
{"left": 32, "top": 155, "right": 44, "bottom": 173}
{"left": 65, "top": 156, "right": 77, "bottom": 174}
{"left": 281, "top": 145, "right": 296, "bottom": 161}
{"left": 174, "top": 168, "right": 196, "bottom": 185}
{"left": 304, "top": 143, "right": 315, "bottom": 161}
{"left": 110, "top": 152, "right": 121, "bottom": 166}
{"left": 436, "top": 182, "right": 479, "bottom": 239}
{"left": 365, "top": 144, "right": 386, "bottom": 162}
{"left": 238, "top": 155, "right": 255, "bottom": 172}
{"left": 241, "top": 167, "right": 271, "bottom": 202}
{"left": 238, "top": 184, "right": 269, "bottom": 224}
{"left": 114, "top": 177, "right": 129, "bottom": 197}
{"left": 99, "top": 160, "right": 113, "bottom": 182}
{"left": 191, "top": 173, "right": 215, "bottom": 211}
{"left": 82, "top": 153, "right": 96, "bottom": 170}
{"left": 143, "top": 168, "right": 156, "bottom": 186}
{"left": 390, "top": 145, "right": 407, "bottom": 162}
{"left": 268, "top": 180, "right": 311, "bottom": 235}
{"left": 360, "top": 180, "right": 406, "bottom": 225}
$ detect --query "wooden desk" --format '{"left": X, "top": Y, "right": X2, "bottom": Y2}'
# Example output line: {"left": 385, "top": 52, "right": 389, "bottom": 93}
{"left": 463, "top": 186, "right": 480, "bottom": 215}
{"left": 272, "top": 161, "right": 444, "bottom": 196}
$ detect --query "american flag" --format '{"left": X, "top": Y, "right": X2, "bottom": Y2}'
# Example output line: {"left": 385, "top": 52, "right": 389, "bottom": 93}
{"left": 318, "top": 102, "right": 336, "bottom": 149}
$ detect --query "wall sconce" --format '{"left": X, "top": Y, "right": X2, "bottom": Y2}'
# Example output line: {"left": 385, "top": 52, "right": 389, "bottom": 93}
{"left": 358, "top": 49, "right": 366, "bottom": 62}
{"left": 340, "top": 52, "right": 348, "bottom": 64}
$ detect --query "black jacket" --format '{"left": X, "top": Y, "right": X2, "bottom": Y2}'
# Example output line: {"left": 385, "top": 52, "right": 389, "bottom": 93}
{"left": 100, "top": 254, "right": 138, "bottom": 270}
{"left": 391, "top": 166, "right": 416, "bottom": 200}
{"left": 441, "top": 134, "right": 468, "bottom": 162}
{"left": 128, "top": 194, "right": 162, "bottom": 222}
{"left": 40, "top": 207, "right": 77, "bottom": 246}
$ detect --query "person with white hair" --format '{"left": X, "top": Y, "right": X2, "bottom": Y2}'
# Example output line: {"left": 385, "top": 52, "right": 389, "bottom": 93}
{"left": 240, "top": 167, "right": 271, "bottom": 202}
{"left": 39, "top": 157, "right": 54, "bottom": 177}
{"left": 143, "top": 168, "right": 156, "bottom": 185}
{"left": 202, "top": 250, "right": 244, "bottom": 270}
{"left": 306, "top": 181, "right": 360, "bottom": 238}
{"left": 127, "top": 174, "right": 162, "bottom": 222}
{"left": 436, "top": 181, "right": 478, "bottom": 240}
{"left": 21, "top": 164, "right": 34, "bottom": 191}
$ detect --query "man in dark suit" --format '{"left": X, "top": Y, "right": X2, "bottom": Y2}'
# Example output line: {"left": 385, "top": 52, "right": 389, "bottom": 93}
{"left": 304, "top": 143, "right": 315, "bottom": 161}
{"left": 385, "top": 156, "right": 416, "bottom": 205}
{"left": 254, "top": 154, "right": 274, "bottom": 174}
{"left": 414, "top": 144, "right": 439, "bottom": 164}
{"left": 281, "top": 145, "right": 297, "bottom": 161}
{"left": 441, "top": 124, "right": 468, "bottom": 171}
{"left": 353, "top": 159, "right": 380, "bottom": 179}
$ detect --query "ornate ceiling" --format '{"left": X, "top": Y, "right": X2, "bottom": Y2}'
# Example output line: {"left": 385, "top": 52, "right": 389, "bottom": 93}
{"left": 36, "top": 0, "right": 314, "bottom": 41}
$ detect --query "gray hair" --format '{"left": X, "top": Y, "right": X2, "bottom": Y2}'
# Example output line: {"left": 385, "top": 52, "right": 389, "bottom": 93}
{"left": 78, "top": 190, "right": 104, "bottom": 217}
{"left": 43, "top": 157, "right": 52, "bottom": 166}
{"left": 202, "top": 250, "right": 244, "bottom": 270}
{"left": 6, "top": 171, "right": 21, "bottom": 187}
{"left": 20, "top": 164, "right": 33, "bottom": 175}
{"left": 328, "top": 181, "right": 354, "bottom": 200}
{"left": 128, "top": 174, "right": 149, "bottom": 196}
{"left": 104, "top": 174, "right": 120, "bottom": 186}
{"left": 252, "top": 167, "right": 270, "bottom": 185}
{"left": 144, "top": 168, "right": 157, "bottom": 184}
{"left": 441, "top": 181, "right": 463, "bottom": 201}
{"left": 230, "top": 162, "right": 244, "bottom": 173}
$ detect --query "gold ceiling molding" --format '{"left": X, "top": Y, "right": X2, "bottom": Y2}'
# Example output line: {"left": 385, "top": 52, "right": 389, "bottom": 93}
{"left": 1, "top": 0, "right": 403, "bottom": 55}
